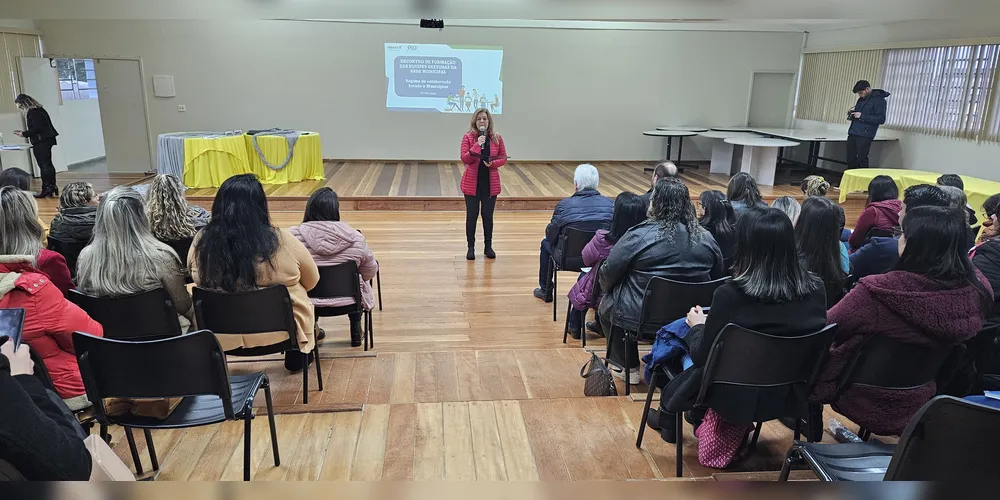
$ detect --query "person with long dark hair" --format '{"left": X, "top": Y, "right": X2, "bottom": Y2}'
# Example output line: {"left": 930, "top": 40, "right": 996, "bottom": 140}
{"left": 0, "top": 167, "right": 31, "bottom": 191}
{"left": 725, "top": 172, "right": 766, "bottom": 219}
{"left": 598, "top": 178, "right": 724, "bottom": 383}
{"left": 459, "top": 108, "right": 507, "bottom": 260}
{"left": 652, "top": 208, "right": 827, "bottom": 444}
{"left": 290, "top": 188, "right": 378, "bottom": 347}
{"left": 190, "top": 174, "right": 320, "bottom": 371}
{"left": 848, "top": 175, "right": 901, "bottom": 250}
{"left": 697, "top": 190, "right": 736, "bottom": 268}
{"left": 566, "top": 191, "right": 648, "bottom": 339}
{"left": 12, "top": 94, "right": 59, "bottom": 198}
{"left": 813, "top": 205, "right": 993, "bottom": 436}
{"left": 795, "top": 196, "right": 849, "bottom": 307}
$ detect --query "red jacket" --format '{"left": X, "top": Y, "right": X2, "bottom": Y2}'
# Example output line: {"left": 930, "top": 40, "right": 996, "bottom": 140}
{"left": 460, "top": 131, "right": 507, "bottom": 197}
{"left": 848, "top": 199, "right": 902, "bottom": 250}
{"left": 0, "top": 258, "right": 103, "bottom": 400}
{"left": 36, "top": 248, "right": 74, "bottom": 295}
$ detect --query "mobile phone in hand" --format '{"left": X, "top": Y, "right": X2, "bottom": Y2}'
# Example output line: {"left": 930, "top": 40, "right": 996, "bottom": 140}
{"left": 0, "top": 308, "right": 26, "bottom": 350}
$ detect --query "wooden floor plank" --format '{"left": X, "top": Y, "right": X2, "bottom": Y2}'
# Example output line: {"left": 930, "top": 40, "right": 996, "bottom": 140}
{"left": 455, "top": 350, "right": 485, "bottom": 401}
{"left": 414, "top": 352, "right": 440, "bottom": 403}
{"left": 468, "top": 401, "right": 507, "bottom": 480}
{"left": 518, "top": 399, "right": 571, "bottom": 480}
{"left": 367, "top": 353, "right": 396, "bottom": 404}
{"left": 318, "top": 358, "right": 355, "bottom": 405}
{"left": 344, "top": 357, "right": 375, "bottom": 404}
{"left": 381, "top": 404, "right": 418, "bottom": 480}
{"left": 318, "top": 411, "right": 363, "bottom": 480}
{"left": 434, "top": 351, "right": 460, "bottom": 402}
{"left": 188, "top": 421, "right": 245, "bottom": 481}
{"left": 284, "top": 412, "right": 337, "bottom": 481}
{"left": 350, "top": 404, "right": 391, "bottom": 480}
{"left": 442, "top": 402, "right": 477, "bottom": 480}
{"left": 155, "top": 424, "right": 222, "bottom": 481}
{"left": 390, "top": 352, "right": 416, "bottom": 403}
{"left": 412, "top": 403, "right": 445, "bottom": 480}
{"left": 253, "top": 413, "right": 310, "bottom": 481}
{"left": 220, "top": 416, "right": 275, "bottom": 481}
{"left": 493, "top": 400, "right": 539, "bottom": 481}
{"left": 495, "top": 350, "right": 530, "bottom": 400}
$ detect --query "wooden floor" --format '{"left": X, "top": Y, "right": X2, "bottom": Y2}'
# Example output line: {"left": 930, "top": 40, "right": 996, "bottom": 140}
{"left": 74, "top": 210, "right": 879, "bottom": 481}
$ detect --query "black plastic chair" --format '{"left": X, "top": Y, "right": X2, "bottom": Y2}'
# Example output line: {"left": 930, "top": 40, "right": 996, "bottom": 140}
{"left": 549, "top": 227, "right": 598, "bottom": 322}
{"left": 563, "top": 260, "right": 603, "bottom": 348}
{"left": 193, "top": 285, "right": 323, "bottom": 404}
{"left": 309, "top": 262, "right": 373, "bottom": 351}
{"left": 73, "top": 330, "right": 279, "bottom": 481}
{"left": 46, "top": 237, "right": 87, "bottom": 280}
{"left": 779, "top": 395, "right": 1000, "bottom": 481}
{"left": 607, "top": 276, "right": 729, "bottom": 395}
{"left": 637, "top": 323, "right": 838, "bottom": 477}
{"left": 829, "top": 335, "right": 964, "bottom": 440}
{"left": 69, "top": 288, "right": 184, "bottom": 341}
{"left": 163, "top": 237, "right": 195, "bottom": 283}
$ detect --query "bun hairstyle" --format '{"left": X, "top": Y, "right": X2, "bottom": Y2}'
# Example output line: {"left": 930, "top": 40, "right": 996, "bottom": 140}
{"left": 801, "top": 175, "right": 830, "bottom": 197}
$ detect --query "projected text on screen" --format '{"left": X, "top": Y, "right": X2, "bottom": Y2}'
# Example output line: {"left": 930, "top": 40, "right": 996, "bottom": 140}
{"left": 386, "top": 43, "right": 503, "bottom": 114}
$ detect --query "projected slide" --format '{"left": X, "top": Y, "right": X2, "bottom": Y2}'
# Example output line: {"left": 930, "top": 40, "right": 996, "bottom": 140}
{"left": 385, "top": 43, "right": 503, "bottom": 114}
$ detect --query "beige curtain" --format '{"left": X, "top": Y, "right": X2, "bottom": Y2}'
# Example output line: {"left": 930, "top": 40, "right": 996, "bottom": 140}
{"left": 796, "top": 50, "right": 885, "bottom": 123}
{"left": 0, "top": 32, "right": 42, "bottom": 114}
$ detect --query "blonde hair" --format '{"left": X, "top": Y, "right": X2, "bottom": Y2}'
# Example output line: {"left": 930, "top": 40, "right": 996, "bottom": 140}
{"left": 468, "top": 108, "right": 497, "bottom": 140}
{"left": 0, "top": 186, "right": 43, "bottom": 260}
{"left": 59, "top": 182, "right": 97, "bottom": 209}
{"left": 146, "top": 174, "right": 196, "bottom": 241}
{"left": 801, "top": 175, "right": 831, "bottom": 197}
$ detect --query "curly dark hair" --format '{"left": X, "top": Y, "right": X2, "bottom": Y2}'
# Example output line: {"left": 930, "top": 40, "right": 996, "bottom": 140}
{"left": 648, "top": 178, "right": 705, "bottom": 244}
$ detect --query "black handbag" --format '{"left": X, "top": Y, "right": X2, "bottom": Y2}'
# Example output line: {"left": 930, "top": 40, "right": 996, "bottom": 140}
{"left": 581, "top": 351, "right": 618, "bottom": 397}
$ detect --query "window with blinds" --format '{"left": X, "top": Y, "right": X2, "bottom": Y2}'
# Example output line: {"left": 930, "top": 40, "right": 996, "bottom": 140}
{"left": 796, "top": 50, "right": 884, "bottom": 123}
{"left": 0, "top": 32, "right": 42, "bottom": 114}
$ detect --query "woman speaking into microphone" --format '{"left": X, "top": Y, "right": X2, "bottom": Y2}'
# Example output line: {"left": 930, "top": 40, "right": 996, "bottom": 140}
{"left": 460, "top": 108, "right": 507, "bottom": 260}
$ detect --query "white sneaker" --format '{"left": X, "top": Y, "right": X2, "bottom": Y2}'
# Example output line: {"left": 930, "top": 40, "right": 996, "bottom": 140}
{"left": 611, "top": 367, "right": 642, "bottom": 385}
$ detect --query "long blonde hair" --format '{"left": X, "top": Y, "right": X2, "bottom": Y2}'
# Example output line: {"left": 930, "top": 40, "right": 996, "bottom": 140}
{"left": 0, "top": 186, "right": 43, "bottom": 260}
{"left": 146, "top": 174, "right": 196, "bottom": 241}
{"left": 468, "top": 108, "right": 497, "bottom": 140}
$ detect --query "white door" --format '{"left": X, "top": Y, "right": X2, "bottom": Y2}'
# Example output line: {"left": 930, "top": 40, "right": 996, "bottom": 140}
{"left": 17, "top": 57, "right": 70, "bottom": 176}
{"left": 747, "top": 72, "right": 796, "bottom": 128}
{"left": 93, "top": 59, "right": 152, "bottom": 173}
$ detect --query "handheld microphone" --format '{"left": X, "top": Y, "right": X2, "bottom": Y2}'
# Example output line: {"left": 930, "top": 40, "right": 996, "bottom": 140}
{"left": 479, "top": 125, "right": 490, "bottom": 163}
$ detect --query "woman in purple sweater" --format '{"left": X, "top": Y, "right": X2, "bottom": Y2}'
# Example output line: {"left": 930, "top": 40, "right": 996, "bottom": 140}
{"left": 567, "top": 192, "right": 647, "bottom": 339}
{"left": 813, "top": 205, "right": 994, "bottom": 435}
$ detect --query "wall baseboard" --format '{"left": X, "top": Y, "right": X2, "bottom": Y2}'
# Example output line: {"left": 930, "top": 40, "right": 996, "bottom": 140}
{"left": 67, "top": 156, "right": 107, "bottom": 168}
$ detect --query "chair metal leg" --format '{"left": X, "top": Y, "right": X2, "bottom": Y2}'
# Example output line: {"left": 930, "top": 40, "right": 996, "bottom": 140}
{"left": 636, "top": 370, "right": 658, "bottom": 448}
{"left": 748, "top": 421, "right": 763, "bottom": 453}
{"left": 562, "top": 302, "right": 570, "bottom": 344}
{"left": 376, "top": 269, "right": 383, "bottom": 311}
{"left": 244, "top": 408, "right": 252, "bottom": 481}
{"left": 363, "top": 312, "right": 370, "bottom": 351}
{"left": 675, "top": 412, "right": 684, "bottom": 477}
{"left": 859, "top": 428, "right": 871, "bottom": 442}
{"left": 144, "top": 429, "right": 159, "bottom": 471}
{"left": 793, "top": 418, "right": 802, "bottom": 442}
{"left": 368, "top": 311, "right": 374, "bottom": 348}
{"left": 302, "top": 351, "right": 310, "bottom": 404}
{"left": 100, "top": 423, "right": 110, "bottom": 444}
{"left": 624, "top": 360, "right": 630, "bottom": 396}
{"left": 552, "top": 268, "right": 558, "bottom": 322}
{"left": 264, "top": 380, "right": 280, "bottom": 467}
{"left": 582, "top": 307, "right": 587, "bottom": 348}
{"left": 314, "top": 344, "right": 323, "bottom": 392}
{"left": 779, "top": 447, "right": 800, "bottom": 481}
{"left": 124, "top": 427, "right": 144, "bottom": 475}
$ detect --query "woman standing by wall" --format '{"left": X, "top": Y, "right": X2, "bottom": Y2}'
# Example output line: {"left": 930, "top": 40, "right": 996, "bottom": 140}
{"left": 12, "top": 94, "right": 59, "bottom": 199}
{"left": 459, "top": 108, "right": 507, "bottom": 260}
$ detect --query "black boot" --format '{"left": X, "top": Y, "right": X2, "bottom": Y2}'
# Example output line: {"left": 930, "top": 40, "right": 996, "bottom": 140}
{"left": 34, "top": 184, "right": 55, "bottom": 199}
{"left": 467, "top": 246, "right": 475, "bottom": 260}
{"left": 484, "top": 241, "right": 496, "bottom": 259}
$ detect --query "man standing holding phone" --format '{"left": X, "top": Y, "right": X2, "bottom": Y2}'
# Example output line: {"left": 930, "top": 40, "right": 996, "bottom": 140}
{"left": 846, "top": 80, "right": 890, "bottom": 169}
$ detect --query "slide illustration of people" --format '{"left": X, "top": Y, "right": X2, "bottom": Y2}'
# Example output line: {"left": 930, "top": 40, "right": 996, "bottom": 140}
{"left": 446, "top": 94, "right": 462, "bottom": 111}
{"left": 478, "top": 95, "right": 488, "bottom": 110}
{"left": 444, "top": 86, "right": 500, "bottom": 113}
{"left": 491, "top": 94, "right": 499, "bottom": 112}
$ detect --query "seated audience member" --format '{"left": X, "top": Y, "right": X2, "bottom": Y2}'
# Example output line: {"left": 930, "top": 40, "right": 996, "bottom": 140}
{"left": 771, "top": 196, "right": 801, "bottom": 224}
{"left": 848, "top": 175, "right": 901, "bottom": 250}
{"left": 76, "top": 187, "right": 194, "bottom": 331}
{"left": 48, "top": 182, "right": 98, "bottom": 246}
{"left": 971, "top": 193, "right": 1000, "bottom": 321}
{"left": 0, "top": 340, "right": 92, "bottom": 480}
{"left": 533, "top": 164, "right": 614, "bottom": 302}
{"left": 145, "top": 173, "right": 211, "bottom": 243}
{"left": 598, "top": 178, "right": 724, "bottom": 382}
{"left": 189, "top": 174, "right": 319, "bottom": 372}
{"left": 726, "top": 172, "right": 767, "bottom": 219}
{"left": 939, "top": 185, "right": 977, "bottom": 249}
{"left": 566, "top": 192, "right": 647, "bottom": 339}
{"left": 0, "top": 249, "right": 104, "bottom": 410}
{"left": 803, "top": 175, "right": 850, "bottom": 244}
{"left": 0, "top": 167, "right": 31, "bottom": 191}
{"left": 0, "top": 186, "right": 73, "bottom": 294}
{"left": 812, "top": 206, "right": 993, "bottom": 436}
{"left": 639, "top": 161, "right": 679, "bottom": 207}
{"left": 697, "top": 190, "right": 737, "bottom": 269}
{"left": 796, "top": 197, "right": 849, "bottom": 307}
{"left": 653, "top": 207, "right": 827, "bottom": 443}
{"left": 290, "top": 188, "right": 378, "bottom": 348}
{"left": 850, "top": 184, "right": 950, "bottom": 279}
{"left": 937, "top": 173, "right": 978, "bottom": 226}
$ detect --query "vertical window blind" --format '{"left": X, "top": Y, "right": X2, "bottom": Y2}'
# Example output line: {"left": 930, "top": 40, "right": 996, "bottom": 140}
{"left": 0, "top": 32, "right": 42, "bottom": 114}
{"left": 796, "top": 50, "right": 884, "bottom": 123}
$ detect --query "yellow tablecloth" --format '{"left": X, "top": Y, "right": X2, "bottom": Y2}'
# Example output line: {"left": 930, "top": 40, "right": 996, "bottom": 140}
{"left": 839, "top": 169, "right": 1000, "bottom": 223}
{"left": 182, "top": 135, "right": 251, "bottom": 189}
{"left": 245, "top": 132, "right": 324, "bottom": 185}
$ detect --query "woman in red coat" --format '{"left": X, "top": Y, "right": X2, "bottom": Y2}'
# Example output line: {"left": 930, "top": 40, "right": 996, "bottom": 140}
{"left": 460, "top": 108, "right": 507, "bottom": 260}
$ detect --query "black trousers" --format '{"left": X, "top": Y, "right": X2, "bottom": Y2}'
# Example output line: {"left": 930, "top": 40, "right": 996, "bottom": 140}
{"left": 846, "top": 135, "right": 874, "bottom": 169}
{"left": 32, "top": 140, "right": 57, "bottom": 189}
{"left": 464, "top": 194, "right": 497, "bottom": 246}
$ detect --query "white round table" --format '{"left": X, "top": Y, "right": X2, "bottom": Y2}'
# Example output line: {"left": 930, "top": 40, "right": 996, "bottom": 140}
{"left": 655, "top": 126, "right": 709, "bottom": 132}
{"left": 723, "top": 136, "right": 799, "bottom": 186}
{"left": 643, "top": 130, "right": 700, "bottom": 170}
{"left": 697, "top": 131, "right": 763, "bottom": 175}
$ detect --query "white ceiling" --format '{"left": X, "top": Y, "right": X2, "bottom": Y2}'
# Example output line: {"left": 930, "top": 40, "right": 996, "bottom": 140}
{"left": 2, "top": 0, "right": 999, "bottom": 32}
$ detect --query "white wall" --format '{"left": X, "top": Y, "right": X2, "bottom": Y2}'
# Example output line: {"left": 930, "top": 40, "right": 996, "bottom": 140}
{"left": 803, "top": 20, "right": 1000, "bottom": 180}
{"left": 36, "top": 19, "right": 804, "bottom": 162}
{"left": 0, "top": 19, "right": 36, "bottom": 30}
{"left": 59, "top": 98, "right": 105, "bottom": 165}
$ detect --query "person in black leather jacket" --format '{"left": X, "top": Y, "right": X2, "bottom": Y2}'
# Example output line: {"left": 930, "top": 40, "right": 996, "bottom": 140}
{"left": 598, "top": 178, "right": 724, "bottom": 382}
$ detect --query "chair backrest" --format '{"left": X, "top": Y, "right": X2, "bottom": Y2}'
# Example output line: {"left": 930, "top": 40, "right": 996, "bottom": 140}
{"left": 308, "top": 261, "right": 363, "bottom": 310}
{"left": 163, "top": 237, "right": 194, "bottom": 264}
{"left": 833, "top": 335, "right": 959, "bottom": 400}
{"left": 46, "top": 237, "right": 87, "bottom": 279}
{"left": 555, "top": 227, "right": 598, "bottom": 271}
{"left": 884, "top": 395, "right": 1000, "bottom": 480}
{"left": 73, "top": 330, "right": 234, "bottom": 422}
{"left": 637, "top": 277, "right": 730, "bottom": 334}
{"left": 192, "top": 285, "right": 296, "bottom": 344}
{"left": 697, "top": 323, "right": 839, "bottom": 421}
{"left": 69, "top": 288, "right": 183, "bottom": 341}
